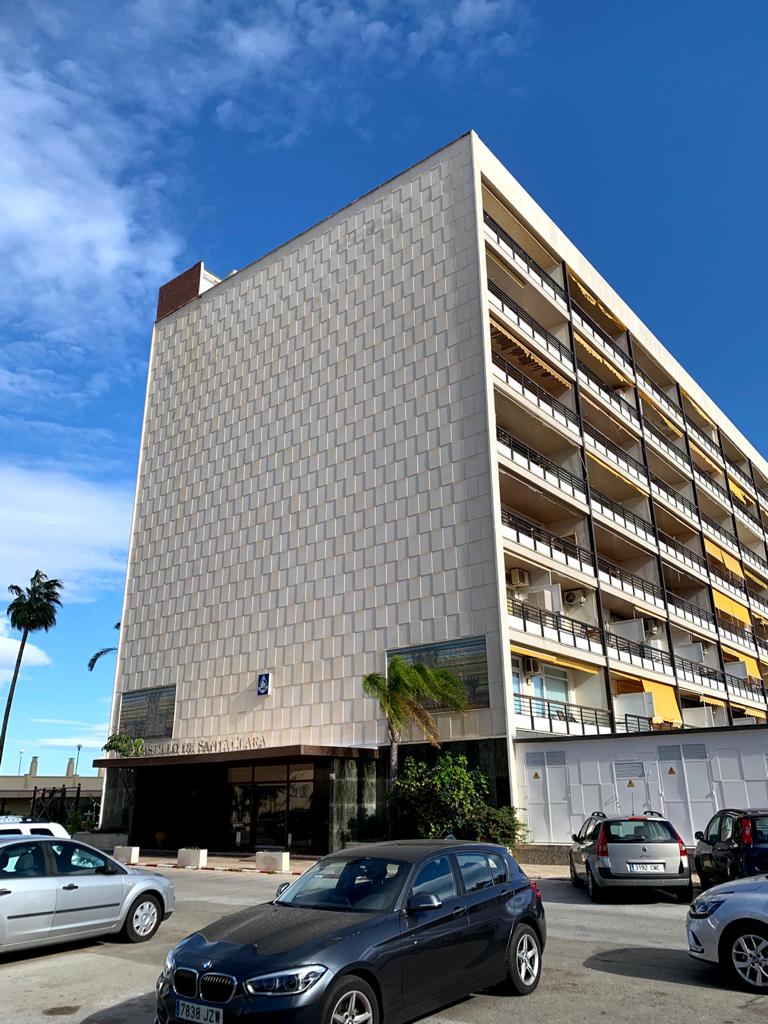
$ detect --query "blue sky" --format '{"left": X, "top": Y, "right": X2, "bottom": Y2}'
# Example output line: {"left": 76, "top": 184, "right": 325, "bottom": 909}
{"left": 1, "top": 1, "right": 766, "bottom": 775}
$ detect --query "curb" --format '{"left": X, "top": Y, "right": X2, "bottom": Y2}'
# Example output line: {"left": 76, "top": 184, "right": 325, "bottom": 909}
{"left": 140, "top": 862, "right": 304, "bottom": 875}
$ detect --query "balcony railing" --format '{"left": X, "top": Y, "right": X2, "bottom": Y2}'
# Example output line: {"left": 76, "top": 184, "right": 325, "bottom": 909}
{"left": 584, "top": 424, "right": 648, "bottom": 486}
{"left": 716, "top": 615, "right": 757, "bottom": 652}
{"left": 488, "top": 281, "right": 574, "bottom": 371}
{"left": 675, "top": 656, "right": 727, "bottom": 694}
{"left": 657, "top": 531, "right": 708, "bottom": 576}
{"left": 576, "top": 361, "right": 640, "bottom": 428}
{"left": 614, "top": 713, "right": 655, "bottom": 734}
{"left": 483, "top": 213, "right": 568, "bottom": 309}
{"left": 694, "top": 468, "right": 730, "bottom": 508}
{"left": 642, "top": 418, "right": 691, "bottom": 474}
{"left": 726, "top": 458, "right": 756, "bottom": 495}
{"left": 571, "top": 303, "right": 633, "bottom": 375}
{"left": 747, "top": 584, "right": 768, "bottom": 619}
{"left": 597, "top": 556, "right": 665, "bottom": 610}
{"left": 636, "top": 369, "right": 684, "bottom": 427}
{"left": 512, "top": 692, "right": 612, "bottom": 736}
{"left": 706, "top": 557, "right": 748, "bottom": 597}
{"left": 605, "top": 632, "right": 675, "bottom": 677}
{"left": 650, "top": 474, "right": 700, "bottom": 526}
{"left": 590, "top": 488, "right": 656, "bottom": 546}
{"left": 666, "top": 593, "right": 716, "bottom": 632}
{"left": 506, "top": 594, "right": 604, "bottom": 655}
{"left": 725, "top": 674, "right": 768, "bottom": 707}
{"left": 699, "top": 513, "right": 740, "bottom": 555}
{"left": 731, "top": 499, "right": 763, "bottom": 533}
{"left": 500, "top": 507, "right": 596, "bottom": 577}
{"left": 685, "top": 415, "right": 723, "bottom": 463}
{"left": 491, "top": 351, "right": 580, "bottom": 435}
{"left": 755, "top": 634, "right": 768, "bottom": 661}
{"left": 496, "top": 426, "right": 587, "bottom": 503}
{"left": 742, "top": 546, "right": 768, "bottom": 579}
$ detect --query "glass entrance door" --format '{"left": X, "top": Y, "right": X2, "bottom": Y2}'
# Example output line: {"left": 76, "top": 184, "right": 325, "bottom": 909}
{"left": 251, "top": 783, "right": 287, "bottom": 847}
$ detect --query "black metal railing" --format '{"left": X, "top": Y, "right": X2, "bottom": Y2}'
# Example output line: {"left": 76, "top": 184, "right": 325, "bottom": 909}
{"left": 747, "top": 581, "right": 768, "bottom": 607}
{"left": 584, "top": 424, "right": 648, "bottom": 479}
{"left": 576, "top": 360, "right": 639, "bottom": 421}
{"left": 731, "top": 496, "right": 763, "bottom": 530}
{"left": 726, "top": 674, "right": 768, "bottom": 704}
{"left": 483, "top": 212, "right": 567, "bottom": 301}
{"left": 571, "top": 303, "right": 631, "bottom": 367}
{"left": 650, "top": 474, "right": 699, "bottom": 520}
{"left": 694, "top": 468, "right": 730, "bottom": 504}
{"left": 674, "top": 655, "right": 726, "bottom": 687}
{"left": 657, "top": 531, "right": 708, "bottom": 573}
{"left": 643, "top": 418, "right": 690, "bottom": 467}
{"left": 716, "top": 614, "right": 756, "bottom": 648}
{"left": 666, "top": 592, "right": 716, "bottom": 629}
{"left": 700, "top": 511, "right": 739, "bottom": 547}
{"left": 605, "top": 632, "right": 675, "bottom": 674}
{"left": 706, "top": 557, "right": 747, "bottom": 593}
{"left": 743, "top": 547, "right": 768, "bottom": 575}
{"left": 590, "top": 488, "right": 655, "bottom": 538}
{"left": 726, "top": 458, "right": 754, "bottom": 491}
{"left": 506, "top": 594, "right": 603, "bottom": 648}
{"left": 496, "top": 426, "right": 586, "bottom": 495}
{"left": 512, "top": 692, "right": 611, "bottom": 735}
{"left": 488, "top": 280, "right": 573, "bottom": 363}
{"left": 500, "top": 507, "right": 594, "bottom": 567}
{"left": 596, "top": 556, "right": 665, "bottom": 604}
{"left": 616, "top": 713, "right": 654, "bottom": 734}
{"left": 685, "top": 415, "right": 721, "bottom": 458}
{"left": 491, "top": 351, "right": 579, "bottom": 428}
{"left": 637, "top": 369, "right": 683, "bottom": 417}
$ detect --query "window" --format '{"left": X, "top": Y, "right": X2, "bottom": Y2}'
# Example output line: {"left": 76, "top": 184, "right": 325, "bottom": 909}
{"left": 0, "top": 828, "right": 22, "bottom": 835}
{"left": 276, "top": 856, "right": 408, "bottom": 913}
{"left": 412, "top": 856, "right": 457, "bottom": 902}
{"left": 486, "top": 852, "right": 508, "bottom": 886}
{"left": 456, "top": 853, "right": 494, "bottom": 893}
{"left": 30, "top": 828, "right": 53, "bottom": 836}
{"left": 705, "top": 815, "right": 721, "bottom": 845}
{"left": 388, "top": 636, "right": 490, "bottom": 709}
{"left": 720, "top": 816, "right": 735, "bottom": 842}
{"left": 586, "top": 819, "right": 603, "bottom": 841}
{"left": 0, "top": 842, "right": 46, "bottom": 878}
{"left": 51, "top": 842, "right": 110, "bottom": 875}
{"left": 118, "top": 684, "right": 175, "bottom": 739}
{"left": 752, "top": 816, "right": 768, "bottom": 843}
{"left": 604, "top": 820, "right": 678, "bottom": 843}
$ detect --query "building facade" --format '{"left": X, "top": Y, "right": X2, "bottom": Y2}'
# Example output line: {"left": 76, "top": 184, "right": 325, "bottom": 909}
{"left": 99, "top": 132, "right": 768, "bottom": 852}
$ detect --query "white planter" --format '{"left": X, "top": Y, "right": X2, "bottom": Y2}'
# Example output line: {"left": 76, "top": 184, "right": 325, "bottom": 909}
{"left": 254, "top": 850, "right": 290, "bottom": 872}
{"left": 177, "top": 848, "right": 207, "bottom": 869}
{"left": 113, "top": 846, "right": 140, "bottom": 865}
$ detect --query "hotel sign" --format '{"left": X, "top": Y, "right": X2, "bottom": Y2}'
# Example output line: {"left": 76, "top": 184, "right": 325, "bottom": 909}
{"left": 141, "top": 735, "right": 267, "bottom": 758}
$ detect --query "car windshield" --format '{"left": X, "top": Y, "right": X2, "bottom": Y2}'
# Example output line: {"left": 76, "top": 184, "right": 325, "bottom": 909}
{"left": 605, "top": 819, "right": 678, "bottom": 843}
{"left": 276, "top": 856, "right": 410, "bottom": 912}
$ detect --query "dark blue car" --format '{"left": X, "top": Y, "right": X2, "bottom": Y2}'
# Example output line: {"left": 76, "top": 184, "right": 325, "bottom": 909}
{"left": 156, "top": 839, "right": 546, "bottom": 1024}
{"left": 694, "top": 809, "right": 768, "bottom": 888}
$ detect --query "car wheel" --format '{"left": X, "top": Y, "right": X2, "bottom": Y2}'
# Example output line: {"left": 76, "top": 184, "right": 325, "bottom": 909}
{"left": 569, "top": 857, "right": 580, "bottom": 888}
{"left": 586, "top": 866, "right": 602, "bottom": 903}
{"left": 721, "top": 924, "right": 768, "bottom": 993}
{"left": 505, "top": 923, "right": 542, "bottom": 995}
{"left": 123, "top": 893, "right": 162, "bottom": 943}
{"left": 674, "top": 882, "right": 694, "bottom": 904}
{"left": 320, "top": 975, "right": 379, "bottom": 1024}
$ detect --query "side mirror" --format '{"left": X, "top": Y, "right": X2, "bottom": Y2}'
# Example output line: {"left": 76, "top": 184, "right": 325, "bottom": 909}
{"left": 694, "top": 831, "right": 704, "bottom": 841}
{"left": 275, "top": 881, "right": 290, "bottom": 899}
{"left": 407, "top": 893, "right": 442, "bottom": 913}
{"left": 571, "top": 834, "right": 579, "bottom": 842}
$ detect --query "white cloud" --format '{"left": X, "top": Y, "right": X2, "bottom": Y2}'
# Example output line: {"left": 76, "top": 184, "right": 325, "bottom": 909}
{"left": 0, "top": 620, "right": 51, "bottom": 686}
{"left": 18, "top": 721, "right": 110, "bottom": 750}
{"left": 0, "top": 464, "right": 133, "bottom": 600}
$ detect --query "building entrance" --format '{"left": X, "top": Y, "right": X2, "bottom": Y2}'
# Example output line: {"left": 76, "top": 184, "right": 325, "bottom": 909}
{"left": 227, "top": 763, "right": 321, "bottom": 852}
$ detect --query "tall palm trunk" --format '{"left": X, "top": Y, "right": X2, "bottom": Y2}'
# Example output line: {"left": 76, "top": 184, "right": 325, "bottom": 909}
{"left": 388, "top": 725, "right": 399, "bottom": 794}
{"left": 0, "top": 627, "right": 28, "bottom": 766}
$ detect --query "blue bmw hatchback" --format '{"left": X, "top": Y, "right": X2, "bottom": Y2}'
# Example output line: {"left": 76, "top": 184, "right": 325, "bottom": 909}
{"left": 156, "top": 840, "right": 546, "bottom": 1024}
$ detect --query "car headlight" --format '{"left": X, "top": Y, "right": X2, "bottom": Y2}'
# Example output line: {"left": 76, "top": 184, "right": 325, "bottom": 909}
{"left": 163, "top": 950, "right": 175, "bottom": 978}
{"left": 690, "top": 896, "right": 726, "bottom": 918}
{"left": 244, "top": 965, "right": 327, "bottom": 997}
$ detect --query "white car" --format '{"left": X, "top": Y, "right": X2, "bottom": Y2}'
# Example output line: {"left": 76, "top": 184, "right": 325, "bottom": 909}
{"left": 0, "top": 834, "right": 175, "bottom": 953}
{"left": 0, "top": 816, "right": 69, "bottom": 839}
{"left": 687, "top": 874, "right": 768, "bottom": 992}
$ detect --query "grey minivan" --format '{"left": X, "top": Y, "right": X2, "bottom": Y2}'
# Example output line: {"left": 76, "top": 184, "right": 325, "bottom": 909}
{"left": 569, "top": 811, "right": 693, "bottom": 902}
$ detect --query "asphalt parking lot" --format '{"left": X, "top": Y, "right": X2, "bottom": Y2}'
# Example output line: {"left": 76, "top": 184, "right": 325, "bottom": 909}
{"left": 1, "top": 870, "right": 765, "bottom": 1024}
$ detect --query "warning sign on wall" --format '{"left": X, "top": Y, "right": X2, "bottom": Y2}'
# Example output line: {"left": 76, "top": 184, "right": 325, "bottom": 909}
{"left": 627, "top": 780, "right": 635, "bottom": 788}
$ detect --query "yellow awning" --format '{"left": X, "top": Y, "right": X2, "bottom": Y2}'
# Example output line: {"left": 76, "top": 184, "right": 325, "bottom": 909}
{"left": 721, "top": 648, "right": 761, "bottom": 679}
{"left": 689, "top": 439, "right": 722, "bottom": 473}
{"left": 728, "top": 477, "right": 750, "bottom": 505}
{"left": 569, "top": 275, "right": 626, "bottom": 330}
{"left": 712, "top": 589, "right": 752, "bottom": 625}
{"left": 745, "top": 566, "right": 768, "bottom": 587}
{"left": 642, "top": 680, "right": 683, "bottom": 725}
{"left": 490, "top": 316, "right": 571, "bottom": 389}
{"left": 704, "top": 537, "right": 744, "bottom": 578}
{"left": 681, "top": 390, "right": 716, "bottom": 429}
{"left": 574, "top": 332, "right": 631, "bottom": 384}
{"left": 731, "top": 703, "right": 767, "bottom": 720}
{"left": 587, "top": 451, "right": 647, "bottom": 494}
{"left": 700, "top": 694, "right": 726, "bottom": 707}
{"left": 509, "top": 644, "right": 599, "bottom": 674}
{"left": 636, "top": 382, "right": 684, "bottom": 434}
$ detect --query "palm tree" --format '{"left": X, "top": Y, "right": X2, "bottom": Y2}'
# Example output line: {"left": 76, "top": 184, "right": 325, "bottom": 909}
{"left": 362, "top": 655, "right": 469, "bottom": 791}
{"left": 88, "top": 622, "right": 120, "bottom": 672}
{"left": 1, "top": 570, "right": 63, "bottom": 767}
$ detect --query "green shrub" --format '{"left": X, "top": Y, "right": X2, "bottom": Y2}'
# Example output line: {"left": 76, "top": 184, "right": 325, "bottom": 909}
{"left": 390, "top": 753, "right": 489, "bottom": 839}
{"left": 460, "top": 804, "right": 528, "bottom": 850}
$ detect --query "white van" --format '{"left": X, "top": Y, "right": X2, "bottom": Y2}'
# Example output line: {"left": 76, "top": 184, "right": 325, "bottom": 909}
{"left": 0, "top": 816, "right": 69, "bottom": 839}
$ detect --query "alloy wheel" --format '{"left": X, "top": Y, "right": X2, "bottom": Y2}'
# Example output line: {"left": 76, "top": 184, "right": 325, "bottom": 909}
{"left": 515, "top": 933, "right": 540, "bottom": 986}
{"left": 132, "top": 900, "right": 159, "bottom": 937}
{"left": 731, "top": 934, "right": 768, "bottom": 989}
{"left": 331, "top": 989, "right": 374, "bottom": 1024}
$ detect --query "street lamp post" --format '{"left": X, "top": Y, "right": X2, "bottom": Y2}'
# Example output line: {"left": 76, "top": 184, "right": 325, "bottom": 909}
{"left": 75, "top": 744, "right": 82, "bottom": 775}
{"left": 17, "top": 750, "right": 24, "bottom": 775}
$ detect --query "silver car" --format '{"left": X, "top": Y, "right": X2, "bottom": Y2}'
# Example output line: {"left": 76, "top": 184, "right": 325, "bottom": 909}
{"left": 569, "top": 811, "right": 693, "bottom": 902}
{"left": 0, "top": 834, "right": 174, "bottom": 954}
{"left": 687, "top": 875, "right": 768, "bottom": 992}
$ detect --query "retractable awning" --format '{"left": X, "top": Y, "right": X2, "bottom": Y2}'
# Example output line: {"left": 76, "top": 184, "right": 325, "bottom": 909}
{"left": 642, "top": 680, "right": 683, "bottom": 725}
{"left": 704, "top": 537, "right": 744, "bottom": 578}
{"left": 712, "top": 588, "right": 752, "bottom": 625}
{"left": 509, "top": 644, "right": 600, "bottom": 674}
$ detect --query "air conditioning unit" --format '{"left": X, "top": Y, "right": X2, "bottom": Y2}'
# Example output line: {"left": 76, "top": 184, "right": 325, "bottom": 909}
{"left": 644, "top": 619, "right": 660, "bottom": 638}
{"left": 564, "top": 589, "right": 586, "bottom": 608}
{"left": 523, "top": 657, "right": 541, "bottom": 675}
{"left": 507, "top": 567, "right": 530, "bottom": 588}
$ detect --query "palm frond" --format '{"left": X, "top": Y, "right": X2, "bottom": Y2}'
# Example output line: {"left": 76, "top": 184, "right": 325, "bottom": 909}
{"left": 6, "top": 570, "right": 63, "bottom": 633}
{"left": 403, "top": 698, "right": 440, "bottom": 746}
{"left": 87, "top": 647, "right": 118, "bottom": 672}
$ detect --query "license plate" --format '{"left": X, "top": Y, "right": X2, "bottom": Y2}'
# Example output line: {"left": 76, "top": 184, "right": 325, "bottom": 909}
{"left": 175, "top": 1000, "right": 223, "bottom": 1023}
{"left": 628, "top": 862, "right": 664, "bottom": 873}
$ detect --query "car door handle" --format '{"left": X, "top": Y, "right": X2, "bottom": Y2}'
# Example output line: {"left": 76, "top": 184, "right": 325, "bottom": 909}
{"left": 450, "top": 906, "right": 465, "bottom": 917}
{"left": 62, "top": 884, "right": 79, "bottom": 891}
{"left": 0, "top": 889, "right": 11, "bottom": 896}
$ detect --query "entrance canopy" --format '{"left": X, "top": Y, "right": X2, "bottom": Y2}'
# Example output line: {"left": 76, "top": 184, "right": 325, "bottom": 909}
{"left": 93, "top": 743, "right": 378, "bottom": 770}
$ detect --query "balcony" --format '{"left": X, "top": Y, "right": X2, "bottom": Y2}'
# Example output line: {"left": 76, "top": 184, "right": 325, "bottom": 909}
{"left": 731, "top": 498, "right": 764, "bottom": 535}
{"left": 657, "top": 531, "right": 708, "bottom": 578}
{"left": 685, "top": 415, "right": 723, "bottom": 465}
{"left": 488, "top": 281, "right": 574, "bottom": 375}
{"left": 483, "top": 213, "right": 569, "bottom": 313}
{"left": 650, "top": 474, "right": 700, "bottom": 529}
{"left": 675, "top": 656, "right": 729, "bottom": 699}
{"left": 725, "top": 674, "right": 768, "bottom": 709}
{"left": 742, "top": 545, "right": 768, "bottom": 580}
{"left": 597, "top": 556, "right": 666, "bottom": 612}
{"left": 716, "top": 614, "right": 757, "bottom": 654}
{"left": 496, "top": 427, "right": 587, "bottom": 505}
{"left": 747, "top": 584, "right": 768, "bottom": 620}
{"left": 756, "top": 635, "right": 768, "bottom": 662}
{"left": 636, "top": 369, "right": 684, "bottom": 429}
{"left": 666, "top": 593, "right": 717, "bottom": 635}
{"left": 605, "top": 632, "right": 676, "bottom": 680}
{"left": 500, "top": 507, "right": 596, "bottom": 578}
{"left": 571, "top": 304, "right": 633, "bottom": 377}
{"left": 491, "top": 352, "right": 581, "bottom": 440}
{"left": 584, "top": 424, "right": 648, "bottom": 489}
{"left": 726, "top": 458, "right": 756, "bottom": 497}
{"left": 694, "top": 468, "right": 731, "bottom": 511}
{"left": 506, "top": 593, "right": 604, "bottom": 656}
{"left": 614, "top": 713, "right": 655, "bottom": 734}
{"left": 707, "top": 558, "right": 748, "bottom": 601}
{"left": 590, "top": 488, "right": 656, "bottom": 547}
{"left": 512, "top": 692, "right": 612, "bottom": 736}
{"left": 642, "top": 418, "right": 691, "bottom": 476}
{"left": 576, "top": 361, "right": 640, "bottom": 430}
{"left": 700, "top": 512, "right": 740, "bottom": 556}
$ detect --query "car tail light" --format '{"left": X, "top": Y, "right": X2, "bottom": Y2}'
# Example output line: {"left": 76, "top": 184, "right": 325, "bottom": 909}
{"left": 676, "top": 832, "right": 688, "bottom": 857}
{"left": 740, "top": 817, "right": 753, "bottom": 846}
{"left": 530, "top": 880, "right": 542, "bottom": 900}
{"left": 596, "top": 825, "right": 609, "bottom": 858}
